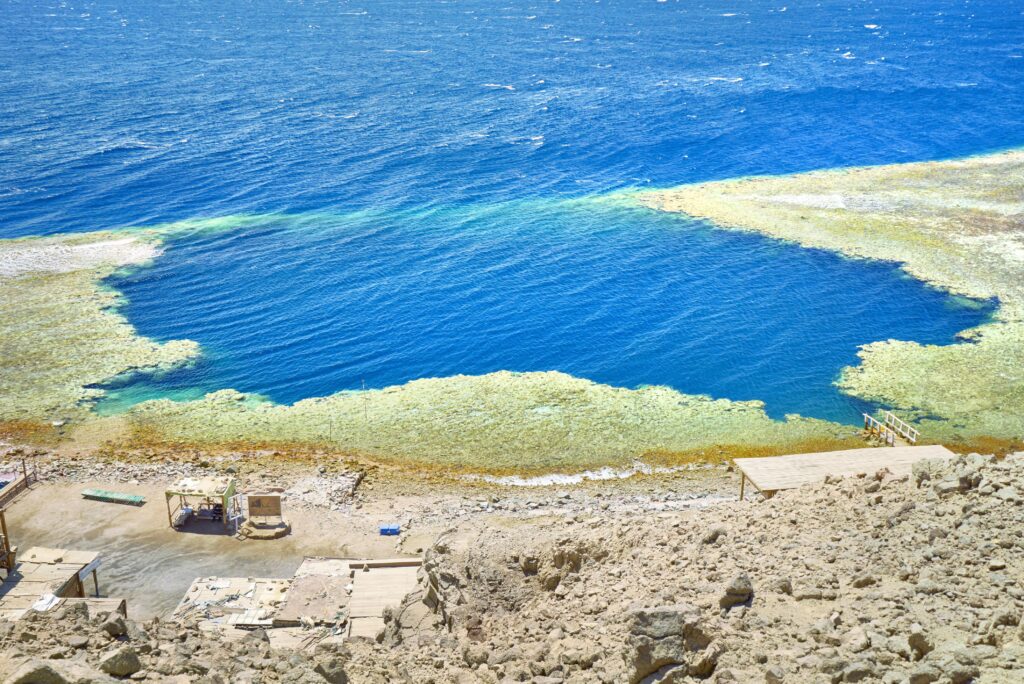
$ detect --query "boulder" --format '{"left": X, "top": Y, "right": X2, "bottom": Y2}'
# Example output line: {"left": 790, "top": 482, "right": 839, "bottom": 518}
{"left": 908, "top": 665, "right": 941, "bottom": 684}
{"left": 98, "top": 646, "right": 141, "bottom": 677}
{"left": 100, "top": 616, "right": 126, "bottom": 638}
{"left": 701, "top": 527, "right": 728, "bottom": 545}
{"left": 313, "top": 657, "right": 348, "bottom": 684}
{"left": 5, "top": 661, "right": 68, "bottom": 684}
{"left": 625, "top": 604, "right": 715, "bottom": 683}
{"left": 719, "top": 574, "right": 753, "bottom": 609}
{"left": 841, "top": 660, "right": 876, "bottom": 682}
{"left": 907, "top": 624, "right": 933, "bottom": 661}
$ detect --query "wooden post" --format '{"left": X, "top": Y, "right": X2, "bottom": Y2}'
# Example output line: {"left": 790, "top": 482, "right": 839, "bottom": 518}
{"left": 166, "top": 495, "right": 173, "bottom": 528}
{"left": 0, "top": 510, "right": 10, "bottom": 571}
{"left": 739, "top": 473, "right": 746, "bottom": 501}
{"left": 92, "top": 570, "right": 99, "bottom": 597}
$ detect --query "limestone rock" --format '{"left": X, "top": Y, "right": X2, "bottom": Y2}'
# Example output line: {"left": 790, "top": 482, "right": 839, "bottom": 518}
{"left": 98, "top": 646, "right": 141, "bottom": 677}
{"left": 4, "top": 661, "right": 68, "bottom": 684}
{"left": 719, "top": 574, "right": 753, "bottom": 609}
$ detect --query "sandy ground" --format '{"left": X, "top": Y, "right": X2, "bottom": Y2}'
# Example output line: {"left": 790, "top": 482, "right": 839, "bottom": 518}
{"left": 3, "top": 482, "right": 424, "bottom": 618}
{"left": 1, "top": 464, "right": 735, "bottom": 619}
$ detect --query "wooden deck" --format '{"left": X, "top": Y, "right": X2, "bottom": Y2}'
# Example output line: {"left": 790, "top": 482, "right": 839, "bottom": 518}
{"left": 0, "top": 546, "right": 103, "bottom": 620}
{"left": 348, "top": 565, "right": 420, "bottom": 639}
{"left": 176, "top": 557, "right": 422, "bottom": 642}
{"left": 735, "top": 445, "right": 956, "bottom": 499}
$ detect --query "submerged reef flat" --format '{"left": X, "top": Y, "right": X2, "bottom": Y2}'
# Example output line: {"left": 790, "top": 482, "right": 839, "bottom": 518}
{"left": 10, "top": 144, "right": 1022, "bottom": 472}
{"left": 0, "top": 228, "right": 853, "bottom": 470}
{"left": 0, "top": 231, "right": 199, "bottom": 425}
{"left": 119, "top": 371, "right": 851, "bottom": 472}
{"left": 634, "top": 149, "right": 1024, "bottom": 442}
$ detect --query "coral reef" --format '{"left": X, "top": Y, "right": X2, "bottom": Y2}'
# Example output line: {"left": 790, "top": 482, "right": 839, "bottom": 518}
{"left": 117, "top": 372, "right": 852, "bottom": 472}
{"left": 634, "top": 149, "right": 1024, "bottom": 442}
{"left": 8, "top": 148, "right": 1022, "bottom": 467}
{"left": 0, "top": 231, "right": 198, "bottom": 423}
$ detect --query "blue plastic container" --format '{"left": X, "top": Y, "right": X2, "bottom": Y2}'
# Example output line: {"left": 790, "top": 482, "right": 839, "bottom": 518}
{"left": 379, "top": 524, "right": 401, "bottom": 536}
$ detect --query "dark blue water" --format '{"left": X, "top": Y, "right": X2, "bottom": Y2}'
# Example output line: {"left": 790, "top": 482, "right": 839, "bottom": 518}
{"left": 2, "top": 0, "right": 1017, "bottom": 423}
{"left": 101, "top": 202, "right": 990, "bottom": 422}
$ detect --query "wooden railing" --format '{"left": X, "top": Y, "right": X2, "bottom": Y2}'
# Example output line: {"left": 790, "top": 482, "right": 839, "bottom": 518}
{"left": 0, "top": 458, "right": 38, "bottom": 511}
{"left": 884, "top": 411, "right": 919, "bottom": 444}
{"left": 863, "top": 411, "right": 920, "bottom": 446}
{"left": 863, "top": 413, "right": 898, "bottom": 446}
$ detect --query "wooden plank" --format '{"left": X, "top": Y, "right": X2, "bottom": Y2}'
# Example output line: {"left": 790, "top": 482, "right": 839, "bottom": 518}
{"left": 348, "top": 558, "right": 421, "bottom": 570}
{"left": 348, "top": 567, "right": 419, "bottom": 618}
{"left": 736, "top": 445, "right": 956, "bottom": 494}
{"left": 349, "top": 617, "right": 384, "bottom": 639}
{"left": 82, "top": 489, "right": 146, "bottom": 506}
{"left": 0, "top": 473, "right": 32, "bottom": 509}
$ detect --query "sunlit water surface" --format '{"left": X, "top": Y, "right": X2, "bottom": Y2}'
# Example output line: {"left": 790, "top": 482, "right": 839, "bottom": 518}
{"left": 2, "top": 0, "right": 1019, "bottom": 424}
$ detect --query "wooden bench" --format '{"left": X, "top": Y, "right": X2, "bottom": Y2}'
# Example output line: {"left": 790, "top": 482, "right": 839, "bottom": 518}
{"left": 82, "top": 489, "right": 146, "bottom": 507}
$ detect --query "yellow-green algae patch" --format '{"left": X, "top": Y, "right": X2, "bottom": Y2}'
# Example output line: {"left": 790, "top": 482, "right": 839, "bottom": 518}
{"left": 117, "top": 371, "right": 853, "bottom": 472}
{"left": 632, "top": 149, "right": 1024, "bottom": 442}
{"left": 0, "top": 231, "right": 199, "bottom": 423}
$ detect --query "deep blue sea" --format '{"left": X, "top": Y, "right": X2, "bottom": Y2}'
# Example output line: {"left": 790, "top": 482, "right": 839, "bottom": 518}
{"left": 2, "top": 0, "right": 1021, "bottom": 424}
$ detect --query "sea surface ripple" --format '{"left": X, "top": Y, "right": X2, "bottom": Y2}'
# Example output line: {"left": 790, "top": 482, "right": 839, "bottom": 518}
{"left": 1, "top": 0, "right": 1019, "bottom": 425}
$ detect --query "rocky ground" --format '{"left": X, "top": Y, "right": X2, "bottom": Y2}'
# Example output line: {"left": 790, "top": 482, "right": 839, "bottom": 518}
{"left": 342, "top": 450, "right": 1024, "bottom": 684}
{"left": 1, "top": 447, "right": 364, "bottom": 514}
{"left": 0, "top": 604, "right": 346, "bottom": 683}
{"left": 1, "top": 450, "right": 1023, "bottom": 682}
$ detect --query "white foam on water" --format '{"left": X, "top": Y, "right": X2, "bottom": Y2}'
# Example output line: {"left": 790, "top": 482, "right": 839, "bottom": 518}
{"left": 0, "top": 237, "right": 159, "bottom": 279}
{"left": 463, "top": 462, "right": 694, "bottom": 487}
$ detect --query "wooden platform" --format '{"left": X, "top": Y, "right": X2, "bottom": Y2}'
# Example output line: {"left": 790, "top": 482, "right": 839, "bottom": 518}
{"left": 176, "top": 557, "right": 421, "bottom": 642}
{"left": 735, "top": 445, "right": 956, "bottom": 499}
{"left": 348, "top": 565, "right": 420, "bottom": 638}
{"left": 0, "top": 546, "right": 103, "bottom": 620}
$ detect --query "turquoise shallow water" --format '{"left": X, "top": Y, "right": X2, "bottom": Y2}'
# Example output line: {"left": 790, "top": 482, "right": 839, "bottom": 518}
{"left": 1, "top": 0, "right": 1018, "bottom": 424}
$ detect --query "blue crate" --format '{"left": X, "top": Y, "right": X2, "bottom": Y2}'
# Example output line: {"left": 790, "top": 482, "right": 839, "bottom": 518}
{"left": 379, "top": 524, "right": 401, "bottom": 536}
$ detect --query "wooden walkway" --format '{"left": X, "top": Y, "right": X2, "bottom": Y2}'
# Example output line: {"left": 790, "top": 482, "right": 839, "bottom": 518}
{"left": 736, "top": 444, "right": 956, "bottom": 499}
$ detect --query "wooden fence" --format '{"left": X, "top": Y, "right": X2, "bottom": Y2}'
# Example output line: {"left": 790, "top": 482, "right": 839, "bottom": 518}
{"left": 884, "top": 411, "right": 919, "bottom": 444}
{"left": 863, "top": 411, "right": 920, "bottom": 447}
{"left": 0, "top": 458, "right": 38, "bottom": 511}
{"left": 863, "top": 413, "right": 898, "bottom": 446}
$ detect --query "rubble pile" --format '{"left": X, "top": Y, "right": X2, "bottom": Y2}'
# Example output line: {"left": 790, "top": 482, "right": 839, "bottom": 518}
{"left": 0, "top": 603, "right": 348, "bottom": 683}
{"left": 352, "top": 452, "right": 1024, "bottom": 682}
